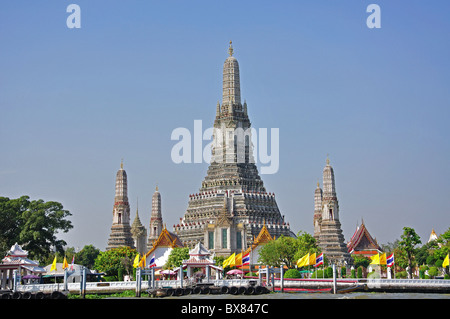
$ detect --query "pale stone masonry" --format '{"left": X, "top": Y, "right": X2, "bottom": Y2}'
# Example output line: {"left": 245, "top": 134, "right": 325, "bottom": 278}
{"left": 315, "top": 158, "right": 353, "bottom": 266}
{"left": 174, "top": 42, "right": 295, "bottom": 256}
{"left": 107, "top": 161, "right": 135, "bottom": 250}
{"left": 147, "top": 186, "right": 163, "bottom": 250}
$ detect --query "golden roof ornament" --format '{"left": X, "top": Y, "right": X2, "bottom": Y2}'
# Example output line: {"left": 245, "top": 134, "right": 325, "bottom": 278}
{"left": 120, "top": 158, "right": 124, "bottom": 169}
{"left": 228, "top": 40, "right": 234, "bottom": 56}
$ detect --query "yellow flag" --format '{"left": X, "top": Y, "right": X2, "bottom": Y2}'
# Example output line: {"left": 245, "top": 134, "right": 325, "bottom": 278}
{"left": 228, "top": 253, "right": 236, "bottom": 268}
{"left": 133, "top": 254, "right": 140, "bottom": 268}
{"left": 370, "top": 253, "right": 380, "bottom": 265}
{"left": 443, "top": 254, "right": 449, "bottom": 268}
{"left": 297, "top": 253, "right": 309, "bottom": 267}
{"left": 309, "top": 253, "right": 316, "bottom": 266}
{"left": 50, "top": 256, "right": 57, "bottom": 272}
{"left": 138, "top": 254, "right": 146, "bottom": 268}
{"left": 235, "top": 253, "right": 242, "bottom": 265}
{"left": 379, "top": 253, "right": 387, "bottom": 265}
{"left": 62, "top": 257, "right": 69, "bottom": 270}
{"left": 223, "top": 253, "right": 235, "bottom": 268}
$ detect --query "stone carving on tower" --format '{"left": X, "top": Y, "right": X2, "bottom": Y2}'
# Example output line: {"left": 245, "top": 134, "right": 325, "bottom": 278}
{"left": 107, "top": 160, "right": 135, "bottom": 250}
{"left": 315, "top": 157, "right": 352, "bottom": 265}
{"left": 147, "top": 186, "right": 163, "bottom": 250}
{"left": 174, "top": 42, "right": 294, "bottom": 255}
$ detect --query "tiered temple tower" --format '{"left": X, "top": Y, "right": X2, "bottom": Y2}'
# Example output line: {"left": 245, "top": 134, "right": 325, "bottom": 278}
{"left": 147, "top": 186, "right": 163, "bottom": 250}
{"left": 174, "top": 42, "right": 294, "bottom": 255}
{"left": 107, "top": 161, "right": 135, "bottom": 250}
{"left": 131, "top": 200, "right": 147, "bottom": 255}
{"left": 316, "top": 157, "right": 352, "bottom": 265}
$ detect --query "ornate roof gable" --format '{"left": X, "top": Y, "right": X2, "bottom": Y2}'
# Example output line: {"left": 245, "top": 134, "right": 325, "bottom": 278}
{"left": 145, "top": 226, "right": 184, "bottom": 258}
{"left": 347, "top": 221, "right": 381, "bottom": 253}
{"left": 244, "top": 222, "right": 273, "bottom": 255}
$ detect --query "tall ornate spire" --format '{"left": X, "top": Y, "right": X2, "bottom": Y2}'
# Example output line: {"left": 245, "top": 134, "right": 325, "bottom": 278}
{"left": 323, "top": 156, "right": 336, "bottom": 199}
{"left": 175, "top": 42, "right": 295, "bottom": 253}
{"left": 148, "top": 185, "right": 163, "bottom": 250}
{"left": 313, "top": 180, "right": 323, "bottom": 240}
{"left": 131, "top": 197, "right": 147, "bottom": 255}
{"left": 222, "top": 41, "right": 241, "bottom": 109}
{"left": 107, "top": 161, "right": 134, "bottom": 250}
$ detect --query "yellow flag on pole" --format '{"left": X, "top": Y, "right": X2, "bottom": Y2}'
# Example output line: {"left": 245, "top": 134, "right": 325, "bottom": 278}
{"left": 443, "top": 254, "right": 449, "bottom": 268}
{"left": 370, "top": 253, "right": 380, "bottom": 265}
{"left": 138, "top": 254, "right": 146, "bottom": 268}
{"left": 50, "top": 256, "right": 57, "bottom": 272}
{"left": 62, "top": 257, "right": 69, "bottom": 270}
{"left": 235, "top": 253, "right": 242, "bottom": 266}
{"left": 309, "top": 253, "right": 316, "bottom": 266}
{"left": 379, "top": 253, "right": 387, "bottom": 265}
{"left": 133, "top": 254, "right": 140, "bottom": 268}
{"left": 223, "top": 253, "right": 235, "bottom": 268}
{"left": 228, "top": 253, "right": 236, "bottom": 268}
{"left": 297, "top": 253, "right": 310, "bottom": 267}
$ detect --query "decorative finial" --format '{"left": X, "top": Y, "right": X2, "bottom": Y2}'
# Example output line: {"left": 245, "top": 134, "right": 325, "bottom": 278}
{"left": 120, "top": 158, "right": 124, "bottom": 169}
{"left": 228, "top": 40, "right": 234, "bottom": 56}
{"left": 326, "top": 154, "right": 330, "bottom": 165}
{"left": 317, "top": 180, "right": 320, "bottom": 188}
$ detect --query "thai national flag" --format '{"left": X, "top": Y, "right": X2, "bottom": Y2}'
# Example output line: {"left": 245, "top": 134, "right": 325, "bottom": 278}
{"left": 149, "top": 254, "right": 156, "bottom": 268}
{"left": 314, "top": 253, "right": 324, "bottom": 267}
{"left": 70, "top": 256, "right": 75, "bottom": 271}
{"left": 242, "top": 252, "right": 250, "bottom": 266}
{"left": 386, "top": 253, "right": 394, "bottom": 267}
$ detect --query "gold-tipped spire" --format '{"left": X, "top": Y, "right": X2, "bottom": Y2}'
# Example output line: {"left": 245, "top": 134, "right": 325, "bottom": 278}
{"left": 228, "top": 40, "right": 234, "bottom": 56}
{"left": 326, "top": 154, "right": 330, "bottom": 165}
{"left": 156, "top": 184, "right": 159, "bottom": 192}
{"left": 120, "top": 158, "right": 124, "bottom": 169}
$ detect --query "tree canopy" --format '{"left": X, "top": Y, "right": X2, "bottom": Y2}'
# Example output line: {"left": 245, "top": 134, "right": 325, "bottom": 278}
{"left": 0, "top": 196, "right": 73, "bottom": 261}
{"left": 258, "top": 232, "right": 320, "bottom": 268}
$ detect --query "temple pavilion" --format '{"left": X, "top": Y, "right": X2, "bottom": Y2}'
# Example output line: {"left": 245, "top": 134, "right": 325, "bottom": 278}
{"left": 0, "top": 243, "right": 46, "bottom": 289}
{"left": 346, "top": 220, "right": 382, "bottom": 258}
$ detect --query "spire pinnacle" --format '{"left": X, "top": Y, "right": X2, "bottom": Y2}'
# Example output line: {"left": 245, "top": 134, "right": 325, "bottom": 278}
{"left": 156, "top": 183, "right": 158, "bottom": 192}
{"left": 326, "top": 154, "right": 330, "bottom": 165}
{"left": 228, "top": 40, "right": 234, "bottom": 56}
{"left": 121, "top": 158, "right": 124, "bottom": 169}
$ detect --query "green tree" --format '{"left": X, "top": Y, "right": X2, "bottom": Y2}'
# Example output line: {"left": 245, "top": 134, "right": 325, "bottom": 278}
{"left": 293, "top": 231, "right": 320, "bottom": 261}
{"left": 398, "top": 227, "right": 422, "bottom": 278}
{"left": 0, "top": 196, "right": 73, "bottom": 261}
{"left": 94, "top": 247, "right": 137, "bottom": 278}
{"left": 164, "top": 247, "right": 189, "bottom": 269}
{"left": 258, "top": 235, "right": 299, "bottom": 268}
{"left": 352, "top": 255, "right": 370, "bottom": 269}
{"left": 76, "top": 245, "right": 100, "bottom": 269}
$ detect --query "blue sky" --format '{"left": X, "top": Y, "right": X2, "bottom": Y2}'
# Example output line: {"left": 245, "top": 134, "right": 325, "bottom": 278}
{"left": 1, "top": 1, "right": 449, "bottom": 251}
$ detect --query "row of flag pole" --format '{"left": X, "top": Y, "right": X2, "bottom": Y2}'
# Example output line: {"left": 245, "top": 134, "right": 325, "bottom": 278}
{"left": 223, "top": 251, "right": 250, "bottom": 268}
{"left": 50, "top": 255, "right": 75, "bottom": 272}
{"left": 133, "top": 253, "right": 156, "bottom": 269}
{"left": 369, "top": 253, "right": 394, "bottom": 266}
{"left": 296, "top": 253, "right": 324, "bottom": 268}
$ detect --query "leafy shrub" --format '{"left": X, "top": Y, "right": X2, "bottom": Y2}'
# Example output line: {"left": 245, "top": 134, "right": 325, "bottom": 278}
{"left": 357, "top": 267, "right": 363, "bottom": 278}
{"left": 284, "top": 269, "right": 302, "bottom": 279}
